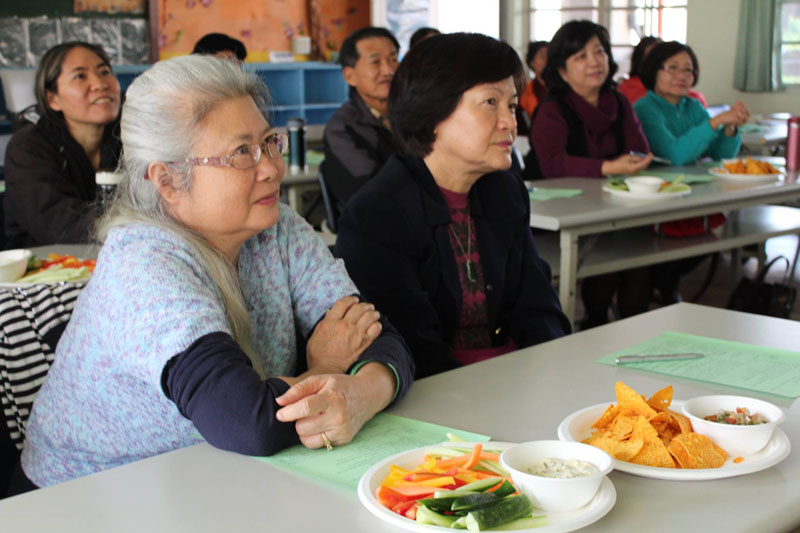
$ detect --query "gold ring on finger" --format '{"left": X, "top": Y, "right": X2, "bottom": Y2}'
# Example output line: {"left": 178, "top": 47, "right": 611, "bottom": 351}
{"left": 321, "top": 432, "right": 333, "bottom": 451}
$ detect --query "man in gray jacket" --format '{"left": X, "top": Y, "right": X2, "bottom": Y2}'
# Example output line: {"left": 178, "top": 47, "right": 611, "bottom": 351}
{"left": 322, "top": 27, "right": 399, "bottom": 217}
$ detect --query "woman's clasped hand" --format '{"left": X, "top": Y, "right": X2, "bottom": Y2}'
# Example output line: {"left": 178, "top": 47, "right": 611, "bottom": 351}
{"left": 275, "top": 295, "right": 395, "bottom": 449}
{"left": 302, "top": 295, "right": 383, "bottom": 377}
{"left": 276, "top": 361, "right": 396, "bottom": 450}
{"left": 710, "top": 100, "right": 750, "bottom": 135}
{"left": 601, "top": 151, "right": 653, "bottom": 175}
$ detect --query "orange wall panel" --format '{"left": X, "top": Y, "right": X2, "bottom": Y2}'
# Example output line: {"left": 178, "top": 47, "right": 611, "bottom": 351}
{"left": 156, "top": 0, "right": 369, "bottom": 62}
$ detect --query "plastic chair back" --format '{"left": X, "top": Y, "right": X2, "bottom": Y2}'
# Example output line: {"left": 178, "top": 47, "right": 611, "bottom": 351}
{"left": 317, "top": 168, "right": 339, "bottom": 233}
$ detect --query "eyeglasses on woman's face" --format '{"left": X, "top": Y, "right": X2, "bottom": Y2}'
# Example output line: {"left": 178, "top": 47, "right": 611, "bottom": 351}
{"left": 186, "top": 132, "right": 288, "bottom": 170}
{"left": 660, "top": 64, "right": 696, "bottom": 79}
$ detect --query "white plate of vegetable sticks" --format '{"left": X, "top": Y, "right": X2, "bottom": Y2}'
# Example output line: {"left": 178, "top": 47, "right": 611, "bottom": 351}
{"left": 357, "top": 441, "right": 616, "bottom": 533}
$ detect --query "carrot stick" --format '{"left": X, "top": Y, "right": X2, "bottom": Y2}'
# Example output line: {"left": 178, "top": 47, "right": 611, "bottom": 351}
{"left": 435, "top": 449, "right": 500, "bottom": 469}
{"left": 462, "top": 444, "right": 483, "bottom": 470}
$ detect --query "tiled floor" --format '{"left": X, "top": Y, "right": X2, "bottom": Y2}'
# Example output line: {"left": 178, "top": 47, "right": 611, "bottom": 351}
{"left": 573, "top": 234, "right": 800, "bottom": 327}
{"left": 683, "top": 234, "right": 800, "bottom": 320}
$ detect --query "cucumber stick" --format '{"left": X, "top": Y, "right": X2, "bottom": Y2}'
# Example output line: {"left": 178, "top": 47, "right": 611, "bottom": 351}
{"left": 456, "top": 478, "right": 503, "bottom": 492}
{"left": 485, "top": 515, "right": 549, "bottom": 530}
{"left": 463, "top": 495, "right": 534, "bottom": 532}
{"left": 487, "top": 480, "right": 515, "bottom": 499}
{"left": 451, "top": 492, "right": 498, "bottom": 511}
{"left": 418, "top": 495, "right": 464, "bottom": 513}
{"left": 416, "top": 505, "right": 457, "bottom": 527}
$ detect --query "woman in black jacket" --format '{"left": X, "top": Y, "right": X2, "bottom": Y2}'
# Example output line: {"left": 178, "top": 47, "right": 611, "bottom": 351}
{"left": 335, "top": 33, "right": 570, "bottom": 379}
{"left": 3, "top": 41, "right": 122, "bottom": 248}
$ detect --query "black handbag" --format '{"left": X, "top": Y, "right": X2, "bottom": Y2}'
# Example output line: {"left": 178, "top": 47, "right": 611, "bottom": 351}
{"left": 727, "top": 256, "right": 797, "bottom": 318}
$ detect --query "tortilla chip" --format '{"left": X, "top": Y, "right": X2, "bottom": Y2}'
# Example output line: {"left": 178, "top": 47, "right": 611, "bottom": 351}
{"left": 611, "top": 415, "right": 636, "bottom": 440}
{"left": 646, "top": 385, "right": 673, "bottom": 411}
{"left": 630, "top": 440, "right": 676, "bottom": 468}
{"left": 668, "top": 433, "right": 728, "bottom": 469}
{"left": 615, "top": 382, "right": 657, "bottom": 418}
{"left": 584, "top": 382, "right": 726, "bottom": 469}
{"left": 584, "top": 432, "right": 644, "bottom": 462}
{"left": 745, "top": 158, "right": 763, "bottom": 174}
{"left": 648, "top": 412, "right": 680, "bottom": 443}
{"left": 667, "top": 409, "right": 694, "bottom": 435}
{"left": 591, "top": 404, "right": 619, "bottom": 429}
{"left": 667, "top": 439, "right": 691, "bottom": 468}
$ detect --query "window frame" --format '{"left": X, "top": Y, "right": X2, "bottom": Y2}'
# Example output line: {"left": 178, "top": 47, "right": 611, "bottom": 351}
{"left": 777, "top": 0, "right": 800, "bottom": 88}
{"left": 516, "top": 0, "right": 688, "bottom": 77}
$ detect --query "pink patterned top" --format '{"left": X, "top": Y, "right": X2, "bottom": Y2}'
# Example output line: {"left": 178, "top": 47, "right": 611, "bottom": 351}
{"left": 439, "top": 187, "right": 516, "bottom": 365}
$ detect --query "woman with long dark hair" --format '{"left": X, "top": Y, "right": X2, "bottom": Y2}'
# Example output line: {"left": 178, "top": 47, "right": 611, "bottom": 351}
{"left": 4, "top": 42, "right": 122, "bottom": 247}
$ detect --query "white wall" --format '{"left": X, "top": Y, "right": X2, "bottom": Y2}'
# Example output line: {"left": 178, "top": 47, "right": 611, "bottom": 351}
{"left": 688, "top": 0, "right": 800, "bottom": 115}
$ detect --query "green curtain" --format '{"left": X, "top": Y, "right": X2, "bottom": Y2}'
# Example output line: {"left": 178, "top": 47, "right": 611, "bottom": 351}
{"left": 734, "top": 0, "right": 781, "bottom": 92}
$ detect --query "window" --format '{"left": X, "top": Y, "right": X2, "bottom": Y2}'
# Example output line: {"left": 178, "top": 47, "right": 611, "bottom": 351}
{"left": 778, "top": 0, "right": 800, "bottom": 86}
{"left": 518, "top": 0, "right": 688, "bottom": 77}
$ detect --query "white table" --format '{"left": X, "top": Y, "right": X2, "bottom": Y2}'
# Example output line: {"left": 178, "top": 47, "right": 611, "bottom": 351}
{"left": 529, "top": 162, "right": 800, "bottom": 324}
{"left": 1, "top": 303, "right": 797, "bottom": 532}
{"left": 28, "top": 243, "right": 99, "bottom": 260}
{"left": 741, "top": 120, "right": 788, "bottom": 156}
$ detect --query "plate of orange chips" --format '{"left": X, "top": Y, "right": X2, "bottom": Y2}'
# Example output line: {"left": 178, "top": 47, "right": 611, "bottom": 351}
{"left": 708, "top": 157, "right": 784, "bottom": 182}
{"left": 557, "top": 382, "right": 790, "bottom": 480}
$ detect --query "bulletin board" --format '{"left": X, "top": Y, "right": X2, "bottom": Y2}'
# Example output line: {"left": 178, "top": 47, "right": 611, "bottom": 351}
{"left": 74, "top": 0, "right": 145, "bottom": 13}
{"left": 152, "top": 0, "right": 369, "bottom": 63}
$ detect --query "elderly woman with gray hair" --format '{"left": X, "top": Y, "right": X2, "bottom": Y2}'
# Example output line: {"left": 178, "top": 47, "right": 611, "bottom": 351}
{"left": 11, "top": 55, "right": 413, "bottom": 493}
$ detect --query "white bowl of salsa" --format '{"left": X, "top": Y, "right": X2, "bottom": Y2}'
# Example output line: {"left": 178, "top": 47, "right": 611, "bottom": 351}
{"left": 500, "top": 440, "right": 612, "bottom": 512}
{"left": 681, "top": 395, "right": 785, "bottom": 457}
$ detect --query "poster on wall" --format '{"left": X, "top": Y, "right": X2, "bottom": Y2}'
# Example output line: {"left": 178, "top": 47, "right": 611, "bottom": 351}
{"left": 74, "top": 0, "right": 146, "bottom": 14}
{"left": 372, "top": 0, "right": 433, "bottom": 56}
{"left": 155, "top": 0, "right": 369, "bottom": 63}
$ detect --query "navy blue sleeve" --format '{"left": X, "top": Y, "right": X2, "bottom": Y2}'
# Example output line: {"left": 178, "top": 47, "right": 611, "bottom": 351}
{"left": 347, "top": 311, "right": 415, "bottom": 405}
{"left": 161, "top": 332, "right": 300, "bottom": 456}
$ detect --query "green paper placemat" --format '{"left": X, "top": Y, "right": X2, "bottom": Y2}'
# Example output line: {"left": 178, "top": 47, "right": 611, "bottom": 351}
{"left": 739, "top": 123, "right": 764, "bottom": 134}
{"left": 254, "top": 413, "right": 491, "bottom": 491}
{"left": 306, "top": 149, "right": 325, "bottom": 167}
{"left": 597, "top": 331, "right": 800, "bottom": 399}
{"left": 281, "top": 150, "right": 325, "bottom": 167}
{"left": 529, "top": 188, "right": 583, "bottom": 201}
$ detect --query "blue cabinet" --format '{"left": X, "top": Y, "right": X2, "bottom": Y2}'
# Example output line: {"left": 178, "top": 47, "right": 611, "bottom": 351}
{"left": 0, "top": 61, "right": 347, "bottom": 128}
{"left": 114, "top": 61, "right": 347, "bottom": 127}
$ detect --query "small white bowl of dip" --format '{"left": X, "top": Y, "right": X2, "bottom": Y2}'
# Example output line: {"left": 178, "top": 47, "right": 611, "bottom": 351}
{"left": 500, "top": 440, "right": 612, "bottom": 512}
{"left": 0, "top": 249, "right": 32, "bottom": 282}
{"left": 624, "top": 176, "right": 664, "bottom": 194}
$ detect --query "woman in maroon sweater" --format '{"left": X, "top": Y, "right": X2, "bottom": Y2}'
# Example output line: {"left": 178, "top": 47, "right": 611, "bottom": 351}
{"left": 529, "top": 21, "right": 654, "bottom": 328}
{"left": 529, "top": 20, "right": 652, "bottom": 178}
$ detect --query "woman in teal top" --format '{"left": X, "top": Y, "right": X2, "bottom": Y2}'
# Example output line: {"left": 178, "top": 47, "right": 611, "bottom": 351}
{"left": 633, "top": 41, "right": 749, "bottom": 166}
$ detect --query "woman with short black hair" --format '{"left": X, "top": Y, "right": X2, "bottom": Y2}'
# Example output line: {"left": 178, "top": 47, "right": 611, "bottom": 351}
{"left": 336, "top": 33, "right": 569, "bottom": 379}
{"left": 619, "top": 37, "right": 708, "bottom": 107}
{"left": 634, "top": 41, "right": 747, "bottom": 166}
{"left": 529, "top": 20, "right": 652, "bottom": 179}
{"left": 529, "top": 21, "right": 656, "bottom": 328}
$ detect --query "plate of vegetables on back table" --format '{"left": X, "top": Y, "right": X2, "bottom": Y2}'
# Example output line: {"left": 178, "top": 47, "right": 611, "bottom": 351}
{"left": 602, "top": 177, "right": 691, "bottom": 200}
{"left": 0, "top": 253, "right": 96, "bottom": 288}
{"left": 357, "top": 441, "right": 616, "bottom": 532}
